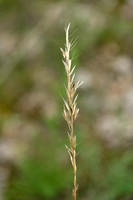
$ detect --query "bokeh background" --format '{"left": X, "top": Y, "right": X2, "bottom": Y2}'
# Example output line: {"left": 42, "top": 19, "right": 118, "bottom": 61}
{"left": 0, "top": 0, "right": 133, "bottom": 199}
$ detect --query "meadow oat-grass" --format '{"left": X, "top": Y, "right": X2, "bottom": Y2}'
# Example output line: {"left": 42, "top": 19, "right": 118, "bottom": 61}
{"left": 61, "top": 24, "right": 83, "bottom": 200}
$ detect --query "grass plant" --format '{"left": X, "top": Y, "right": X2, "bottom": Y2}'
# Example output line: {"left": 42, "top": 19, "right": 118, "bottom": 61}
{"left": 61, "top": 24, "right": 83, "bottom": 200}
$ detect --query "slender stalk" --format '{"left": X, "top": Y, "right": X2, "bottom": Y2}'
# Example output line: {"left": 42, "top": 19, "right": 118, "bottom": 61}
{"left": 61, "top": 24, "right": 83, "bottom": 200}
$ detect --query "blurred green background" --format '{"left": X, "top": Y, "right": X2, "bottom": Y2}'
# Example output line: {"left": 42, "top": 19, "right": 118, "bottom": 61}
{"left": 0, "top": 0, "right": 133, "bottom": 199}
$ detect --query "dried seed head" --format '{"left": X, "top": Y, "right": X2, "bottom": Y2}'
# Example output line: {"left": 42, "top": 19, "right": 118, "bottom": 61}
{"left": 61, "top": 23, "right": 82, "bottom": 199}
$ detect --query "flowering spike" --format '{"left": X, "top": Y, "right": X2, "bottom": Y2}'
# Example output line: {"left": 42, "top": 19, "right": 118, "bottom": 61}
{"left": 61, "top": 23, "right": 82, "bottom": 200}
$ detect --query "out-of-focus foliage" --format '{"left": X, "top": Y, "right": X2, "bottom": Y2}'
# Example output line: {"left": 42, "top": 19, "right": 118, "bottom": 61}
{"left": 7, "top": 133, "right": 72, "bottom": 200}
{"left": 0, "top": 0, "right": 133, "bottom": 200}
